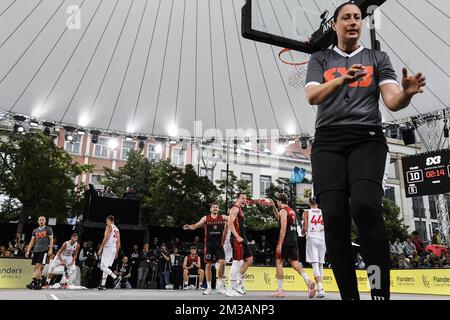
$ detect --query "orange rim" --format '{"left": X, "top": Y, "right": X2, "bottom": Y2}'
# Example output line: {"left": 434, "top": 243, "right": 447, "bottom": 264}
{"left": 278, "top": 48, "right": 309, "bottom": 66}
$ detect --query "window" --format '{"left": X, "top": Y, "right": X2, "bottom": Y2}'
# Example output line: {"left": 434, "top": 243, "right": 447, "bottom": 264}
{"left": 90, "top": 174, "right": 104, "bottom": 189}
{"left": 148, "top": 144, "right": 162, "bottom": 162}
{"left": 221, "top": 170, "right": 233, "bottom": 181}
{"left": 384, "top": 186, "right": 396, "bottom": 204}
{"left": 432, "top": 223, "right": 439, "bottom": 234}
{"left": 429, "top": 195, "right": 437, "bottom": 219}
{"left": 260, "top": 175, "right": 272, "bottom": 198}
{"left": 200, "top": 168, "right": 213, "bottom": 181}
{"left": 64, "top": 134, "right": 82, "bottom": 154}
{"left": 241, "top": 173, "right": 253, "bottom": 195}
{"left": 94, "top": 137, "right": 109, "bottom": 157}
{"left": 414, "top": 221, "right": 427, "bottom": 240}
{"left": 121, "top": 141, "right": 136, "bottom": 160}
{"left": 172, "top": 148, "right": 185, "bottom": 166}
{"left": 412, "top": 197, "right": 426, "bottom": 218}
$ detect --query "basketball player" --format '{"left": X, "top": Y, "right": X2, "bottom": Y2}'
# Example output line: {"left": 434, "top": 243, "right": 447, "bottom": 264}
{"left": 97, "top": 215, "right": 121, "bottom": 290}
{"left": 305, "top": 1, "right": 425, "bottom": 300}
{"left": 226, "top": 192, "right": 253, "bottom": 297}
{"left": 302, "top": 197, "right": 326, "bottom": 298}
{"left": 182, "top": 246, "right": 205, "bottom": 289}
{"left": 183, "top": 204, "right": 229, "bottom": 295}
{"left": 45, "top": 233, "right": 80, "bottom": 288}
{"left": 270, "top": 194, "right": 315, "bottom": 298}
{"left": 25, "top": 216, "right": 54, "bottom": 290}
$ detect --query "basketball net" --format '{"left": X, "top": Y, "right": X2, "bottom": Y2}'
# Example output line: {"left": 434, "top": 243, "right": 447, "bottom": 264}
{"left": 278, "top": 48, "right": 310, "bottom": 89}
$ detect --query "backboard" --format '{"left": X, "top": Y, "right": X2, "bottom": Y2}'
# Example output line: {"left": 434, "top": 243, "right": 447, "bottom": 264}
{"left": 242, "top": 0, "right": 387, "bottom": 53}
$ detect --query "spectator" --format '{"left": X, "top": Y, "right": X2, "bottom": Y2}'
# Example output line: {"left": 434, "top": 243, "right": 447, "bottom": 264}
{"left": 157, "top": 243, "right": 172, "bottom": 289}
{"left": 78, "top": 241, "right": 98, "bottom": 288}
{"left": 355, "top": 253, "right": 366, "bottom": 269}
{"left": 432, "top": 229, "right": 442, "bottom": 245}
{"left": 427, "top": 252, "right": 441, "bottom": 268}
{"left": 443, "top": 253, "right": 450, "bottom": 268}
{"left": 392, "top": 238, "right": 404, "bottom": 257}
{"left": 149, "top": 237, "right": 159, "bottom": 252}
{"left": 0, "top": 246, "right": 6, "bottom": 257}
{"left": 129, "top": 244, "right": 140, "bottom": 288}
{"left": 411, "top": 231, "right": 425, "bottom": 254}
{"left": 170, "top": 248, "right": 184, "bottom": 289}
{"left": 4, "top": 250, "right": 13, "bottom": 257}
{"left": 169, "top": 237, "right": 182, "bottom": 252}
{"left": 122, "top": 187, "right": 138, "bottom": 200}
{"left": 403, "top": 239, "right": 416, "bottom": 257}
{"left": 85, "top": 183, "right": 98, "bottom": 198}
{"left": 409, "top": 250, "right": 420, "bottom": 268}
{"left": 192, "top": 236, "right": 201, "bottom": 249}
{"left": 102, "top": 186, "right": 116, "bottom": 198}
{"left": 8, "top": 233, "right": 25, "bottom": 256}
{"left": 137, "top": 243, "right": 151, "bottom": 289}
{"left": 398, "top": 254, "right": 411, "bottom": 269}
{"left": 113, "top": 256, "right": 133, "bottom": 289}
{"left": 256, "top": 235, "right": 271, "bottom": 264}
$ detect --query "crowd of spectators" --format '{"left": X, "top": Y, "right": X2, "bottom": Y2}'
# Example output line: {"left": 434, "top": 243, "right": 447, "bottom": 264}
{"left": 3, "top": 230, "right": 450, "bottom": 289}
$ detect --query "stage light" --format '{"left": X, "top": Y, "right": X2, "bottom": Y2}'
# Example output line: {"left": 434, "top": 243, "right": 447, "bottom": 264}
{"left": 13, "top": 124, "right": 24, "bottom": 133}
{"left": 300, "top": 137, "right": 309, "bottom": 149}
{"left": 389, "top": 124, "right": 399, "bottom": 139}
{"left": 29, "top": 120, "right": 39, "bottom": 127}
{"left": 169, "top": 139, "right": 177, "bottom": 145}
{"left": 42, "top": 122, "right": 54, "bottom": 136}
{"left": 288, "top": 139, "right": 296, "bottom": 145}
{"left": 125, "top": 136, "right": 133, "bottom": 142}
{"left": 108, "top": 137, "right": 119, "bottom": 150}
{"left": 77, "top": 129, "right": 86, "bottom": 135}
{"left": 400, "top": 126, "right": 416, "bottom": 145}
{"left": 66, "top": 134, "right": 74, "bottom": 142}
{"left": 90, "top": 130, "right": 101, "bottom": 144}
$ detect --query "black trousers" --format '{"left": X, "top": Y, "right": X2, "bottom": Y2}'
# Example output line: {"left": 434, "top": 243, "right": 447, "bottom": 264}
{"left": 312, "top": 125, "right": 391, "bottom": 300}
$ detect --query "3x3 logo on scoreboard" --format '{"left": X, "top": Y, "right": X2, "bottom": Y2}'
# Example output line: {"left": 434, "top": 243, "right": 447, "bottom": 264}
{"left": 402, "top": 149, "right": 450, "bottom": 197}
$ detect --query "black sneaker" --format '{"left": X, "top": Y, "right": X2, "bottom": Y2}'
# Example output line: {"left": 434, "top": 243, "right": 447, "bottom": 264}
{"left": 33, "top": 283, "right": 42, "bottom": 290}
{"left": 26, "top": 282, "right": 34, "bottom": 290}
{"left": 97, "top": 285, "right": 106, "bottom": 290}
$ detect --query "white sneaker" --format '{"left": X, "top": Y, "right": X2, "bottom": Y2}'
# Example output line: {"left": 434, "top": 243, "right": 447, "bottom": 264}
{"left": 203, "top": 288, "right": 212, "bottom": 295}
{"left": 183, "top": 284, "right": 189, "bottom": 290}
{"left": 235, "top": 281, "right": 246, "bottom": 295}
{"left": 317, "top": 290, "right": 325, "bottom": 298}
{"left": 216, "top": 280, "right": 227, "bottom": 295}
{"left": 165, "top": 284, "right": 173, "bottom": 290}
{"left": 225, "top": 288, "right": 243, "bottom": 297}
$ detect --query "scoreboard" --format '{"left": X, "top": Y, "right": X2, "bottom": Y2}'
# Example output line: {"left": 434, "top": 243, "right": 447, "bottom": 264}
{"left": 402, "top": 149, "right": 450, "bottom": 198}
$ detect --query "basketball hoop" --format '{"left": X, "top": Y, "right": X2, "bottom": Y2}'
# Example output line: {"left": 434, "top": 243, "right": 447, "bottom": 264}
{"left": 278, "top": 48, "right": 310, "bottom": 89}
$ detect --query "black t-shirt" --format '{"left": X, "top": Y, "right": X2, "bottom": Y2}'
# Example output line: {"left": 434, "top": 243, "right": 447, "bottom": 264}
{"left": 82, "top": 247, "right": 97, "bottom": 268}
{"left": 305, "top": 46, "right": 398, "bottom": 129}
{"left": 157, "top": 250, "right": 171, "bottom": 273}
{"left": 114, "top": 262, "right": 132, "bottom": 283}
{"left": 138, "top": 250, "right": 151, "bottom": 269}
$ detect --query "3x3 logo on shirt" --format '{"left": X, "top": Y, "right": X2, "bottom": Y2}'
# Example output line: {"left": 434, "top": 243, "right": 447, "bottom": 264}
{"left": 324, "top": 66, "right": 374, "bottom": 87}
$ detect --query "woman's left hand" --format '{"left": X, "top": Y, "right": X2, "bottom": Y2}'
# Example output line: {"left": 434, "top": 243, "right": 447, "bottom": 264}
{"left": 402, "top": 68, "right": 426, "bottom": 96}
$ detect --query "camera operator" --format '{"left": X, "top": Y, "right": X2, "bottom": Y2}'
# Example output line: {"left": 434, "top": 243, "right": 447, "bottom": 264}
{"left": 157, "top": 243, "right": 172, "bottom": 289}
{"left": 113, "top": 256, "right": 132, "bottom": 289}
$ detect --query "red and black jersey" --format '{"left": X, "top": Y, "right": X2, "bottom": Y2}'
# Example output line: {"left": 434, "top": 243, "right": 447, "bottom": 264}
{"left": 204, "top": 214, "right": 226, "bottom": 247}
{"left": 278, "top": 205, "right": 298, "bottom": 246}
{"left": 230, "top": 205, "right": 247, "bottom": 241}
{"left": 186, "top": 254, "right": 199, "bottom": 267}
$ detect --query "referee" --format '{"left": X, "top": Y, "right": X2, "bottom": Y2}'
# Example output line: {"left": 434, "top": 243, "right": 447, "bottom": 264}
{"left": 305, "top": 1, "right": 426, "bottom": 300}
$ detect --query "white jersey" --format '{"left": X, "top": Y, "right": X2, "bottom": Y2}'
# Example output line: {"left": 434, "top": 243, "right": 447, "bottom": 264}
{"left": 61, "top": 241, "right": 78, "bottom": 257}
{"left": 105, "top": 224, "right": 119, "bottom": 248}
{"left": 306, "top": 209, "right": 325, "bottom": 240}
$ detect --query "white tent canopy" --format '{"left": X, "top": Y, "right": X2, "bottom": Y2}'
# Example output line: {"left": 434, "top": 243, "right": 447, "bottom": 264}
{"left": 0, "top": 0, "right": 449, "bottom": 139}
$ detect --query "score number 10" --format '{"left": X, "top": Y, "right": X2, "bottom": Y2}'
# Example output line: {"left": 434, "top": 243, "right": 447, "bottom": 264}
{"left": 406, "top": 169, "right": 423, "bottom": 183}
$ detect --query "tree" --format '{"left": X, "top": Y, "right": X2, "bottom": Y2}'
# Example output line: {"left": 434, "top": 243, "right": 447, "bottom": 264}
{"left": 102, "top": 152, "right": 221, "bottom": 226}
{"left": 215, "top": 173, "right": 278, "bottom": 230}
{"left": 0, "top": 132, "right": 92, "bottom": 232}
{"left": 351, "top": 197, "right": 410, "bottom": 244}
